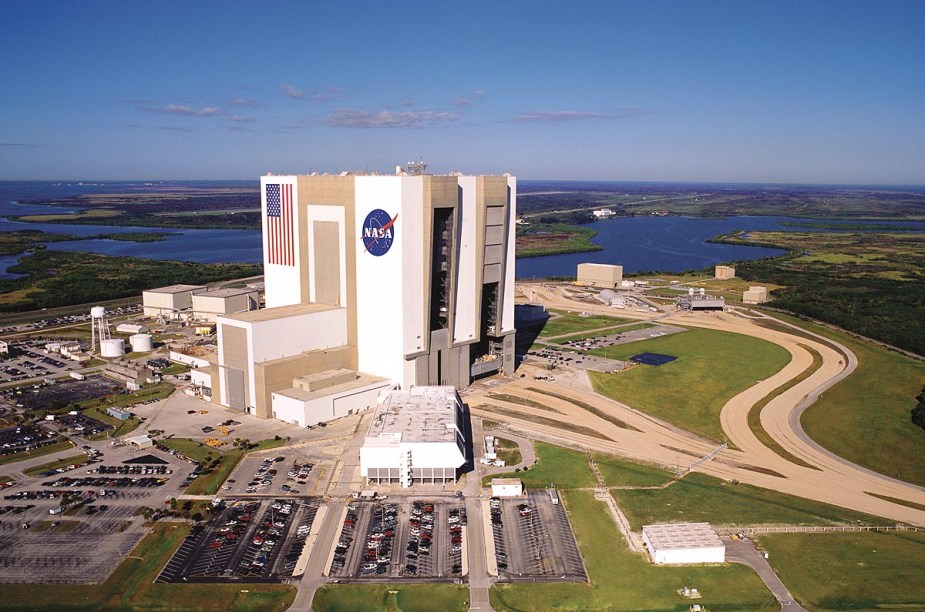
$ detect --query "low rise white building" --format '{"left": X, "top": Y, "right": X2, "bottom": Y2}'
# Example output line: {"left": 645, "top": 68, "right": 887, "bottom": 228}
{"left": 360, "top": 386, "right": 467, "bottom": 487}
{"left": 142, "top": 284, "right": 206, "bottom": 318}
{"left": 116, "top": 323, "right": 148, "bottom": 335}
{"left": 642, "top": 522, "right": 725, "bottom": 564}
{"left": 191, "top": 288, "right": 259, "bottom": 322}
{"left": 491, "top": 478, "right": 523, "bottom": 497}
{"left": 271, "top": 368, "right": 390, "bottom": 427}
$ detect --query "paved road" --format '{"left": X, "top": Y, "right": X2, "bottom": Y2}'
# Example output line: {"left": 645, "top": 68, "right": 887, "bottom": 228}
{"left": 724, "top": 537, "right": 809, "bottom": 611}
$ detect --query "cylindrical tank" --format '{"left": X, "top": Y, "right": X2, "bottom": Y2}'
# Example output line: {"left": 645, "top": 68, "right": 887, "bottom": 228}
{"left": 129, "top": 334, "right": 153, "bottom": 352}
{"left": 100, "top": 338, "right": 125, "bottom": 358}
{"left": 90, "top": 306, "right": 106, "bottom": 318}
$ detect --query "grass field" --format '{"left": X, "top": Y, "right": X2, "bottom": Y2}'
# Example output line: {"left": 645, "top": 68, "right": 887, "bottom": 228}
{"left": 484, "top": 441, "right": 597, "bottom": 489}
{"left": 550, "top": 321, "right": 654, "bottom": 344}
{"left": 490, "top": 490, "right": 777, "bottom": 611}
{"left": 0, "top": 439, "right": 74, "bottom": 465}
{"left": 23, "top": 453, "right": 89, "bottom": 477}
{"left": 160, "top": 437, "right": 288, "bottom": 495}
{"left": 313, "top": 583, "right": 469, "bottom": 612}
{"left": 0, "top": 522, "right": 296, "bottom": 611}
{"left": 593, "top": 453, "right": 675, "bottom": 486}
{"left": 612, "top": 472, "right": 892, "bottom": 530}
{"left": 537, "top": 310, "right": 630, "bottom": 337}
{"left": 494, "top": 437, "right": 523, "bottom": 466}
{"left": 769, "top": 313, "right": 925, "bottom": 487}
{"left": 759, "top": 530, "right": 925, "bottom": 611}
{"left": 589, "top": 328, "right": 791, "bottom": 443}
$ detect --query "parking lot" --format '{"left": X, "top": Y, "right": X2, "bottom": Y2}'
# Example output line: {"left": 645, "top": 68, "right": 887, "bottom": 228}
{"left": 2, "top": 376, "right": 122, "bottom": 411}
{"left": 329, "top": 498, "right": 467, "bottom": 581}
{"left": 0, "top": 423, "right": 61, "bottom": 458}
{"left": 157, "top": 497, "right": 319, "bottom": 582}
{"left": 222, "top": 450, "right": 330, "bottom": 498}
{"left": 0, "top": 341, "right": 85, "bottom": 384}
{"left": 489, "top": 490, "right": 586, "bottom": 581}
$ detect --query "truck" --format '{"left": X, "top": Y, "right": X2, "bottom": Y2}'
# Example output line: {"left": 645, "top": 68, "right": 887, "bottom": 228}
{"left": 49, "top": 506, "right": 63, "bottom": 515}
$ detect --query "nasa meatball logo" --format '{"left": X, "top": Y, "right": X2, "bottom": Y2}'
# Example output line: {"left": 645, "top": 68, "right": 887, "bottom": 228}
{"left": 361, "top": 209, "right": 398, "bottom": 256}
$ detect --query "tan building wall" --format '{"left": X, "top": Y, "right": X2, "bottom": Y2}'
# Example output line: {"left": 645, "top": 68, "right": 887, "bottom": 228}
{"left": 252, "top": 345, "right": 357, "bottom": 419}
{"left": 743, "top": 286, "right": 769, "bottom": 304}
{"left": 576, "top": 263, "right": 623, "bottom": 288}
{"left": 715, "top": 265, "right": 736, "bottom": 280}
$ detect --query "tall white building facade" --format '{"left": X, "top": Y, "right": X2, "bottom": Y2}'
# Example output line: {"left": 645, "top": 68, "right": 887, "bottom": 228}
{"left": 214, "top": 171, "right": 516, "bottom": 422}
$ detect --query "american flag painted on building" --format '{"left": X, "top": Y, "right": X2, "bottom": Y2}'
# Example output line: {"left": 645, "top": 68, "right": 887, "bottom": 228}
{"left": 265, "top": 183, "right": 295, "bottom": 266}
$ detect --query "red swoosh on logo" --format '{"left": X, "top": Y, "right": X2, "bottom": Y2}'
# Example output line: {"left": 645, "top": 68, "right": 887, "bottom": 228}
{"left": 364, "top": 213, "right": 399, "bottom": 252}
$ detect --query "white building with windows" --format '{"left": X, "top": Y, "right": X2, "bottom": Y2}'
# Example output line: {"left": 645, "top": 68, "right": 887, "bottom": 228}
{"left": 360, "top": 386, "right": 467, "bottom": 486}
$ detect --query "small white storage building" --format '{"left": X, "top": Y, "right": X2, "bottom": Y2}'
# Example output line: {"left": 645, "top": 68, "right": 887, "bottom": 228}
{"left": 142, "top": 284, "right": 206, "bottom": 318}
{"left": 491, "top": 478, "right": 523, "bottom": 497}
{"left": 642, "top": 522, "right": 725, "bottom": 565}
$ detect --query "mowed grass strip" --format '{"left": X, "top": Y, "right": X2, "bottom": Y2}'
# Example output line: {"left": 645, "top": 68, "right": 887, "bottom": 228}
{"left": 24, "top": 452, "right": 89, "bottom": 477}
{"left": 160, "top": 437, "right": 287, "bottom": 495}
{"left": 612, "top": 472, "right": 892, "bottom": 531}
{"left": 589, "top": 328, "right": 791, "bottom": 443}
{"left": 0, "top": 522, "right": 296, "bottom": 611}
{"left": 759, "top": 530, "right": 925, "bottom": 611}
{"left": 526, "top": 386, "right": 641, "bottom": 431}
{"left": 313, "top": 583, "right": 469, "bottom": 612}
{"left": 484, "top": 441, "right": 597, "bottom": 489}
{"left": 490, "top": 490, "right": 776, "bottom": 611}
{"left": 746, "top": 343, "right": 824, "bottom": 471}
{"left": 474, "top": 403, "right": 612, "bottom": 442}
{"left": 0, "top": 439, "right": 74, "bottom": 465}
{"left": 487, "top": 392, "right": 561, "bottom": 413}
{"left": 772, "top": 314, "right": 925, "bottom": 487}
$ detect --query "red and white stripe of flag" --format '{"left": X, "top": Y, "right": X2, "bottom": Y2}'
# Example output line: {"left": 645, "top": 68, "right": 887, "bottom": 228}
{"left": 268, "top": 184, "right": 294, "bottom": 266}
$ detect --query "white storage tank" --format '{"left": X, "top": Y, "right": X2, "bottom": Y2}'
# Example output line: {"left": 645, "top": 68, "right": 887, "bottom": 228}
{"left": 100, "top": 338, "right": 125, "bottom": 358}
{"left": 90, "top": 306, "right": 106, "bottom": 318}
{"left": 129, "top": 334, "right": 153, "bottom": 352}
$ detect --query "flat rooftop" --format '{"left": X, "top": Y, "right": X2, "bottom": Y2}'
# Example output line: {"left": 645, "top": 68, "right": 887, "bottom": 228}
{"left": 221, "top": 302, "right": 339, "bottom": 323}
{"left": 194, "top": 288, "right": 257, "bottom": 299}
{"left": 642, "top": 522, "right": 724, "bottom": 550}
{"left": 365, "top": 386, "right": 462, "bottom": 445}
{"left": 144, "top": 284, "right": 206, "bottom": 294}
{"left": 275, "top": 372, "right": 388, "bottom": 403}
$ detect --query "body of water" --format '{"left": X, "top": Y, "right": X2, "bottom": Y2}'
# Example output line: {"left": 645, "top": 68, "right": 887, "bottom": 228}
{"left": 2, "top": 180, "right": 924, "bottom": 281}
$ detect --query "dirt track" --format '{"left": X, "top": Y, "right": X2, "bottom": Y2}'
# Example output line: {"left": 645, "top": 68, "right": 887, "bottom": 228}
{"left": 464, "top": 283, "right": 925, "bottom": 526}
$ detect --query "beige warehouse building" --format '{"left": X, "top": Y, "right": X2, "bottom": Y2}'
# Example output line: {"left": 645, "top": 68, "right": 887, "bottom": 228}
{"left": 743, "top": 286, "right": 769, "bottom": 304}
{"left": 191, "top": 288, "right": 258, "bottom": 321}
{"left": 576, "top": 263, "right": 623, "bottom": 288}
{"left": 142, "top": 284, "right": 206, "bottom": 318}
{"left": 715, "top": 265, "right": 736, "bottom": 279}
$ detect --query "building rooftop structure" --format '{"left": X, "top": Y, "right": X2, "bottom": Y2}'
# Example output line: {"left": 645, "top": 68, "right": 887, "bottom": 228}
{"left": 145, "top": 284, "right": 206, "bottom": 294}
{"left": 365, "top": 386, "right": 462, "bottom": 446}
{"left": 642, "top": 522, "right": 723, "bottom": 551}
{"left": 196, "top": 288, "right": 256, "bottom": 299}
{"left": 222, "top": 302, "right": 338, "bottom": 323}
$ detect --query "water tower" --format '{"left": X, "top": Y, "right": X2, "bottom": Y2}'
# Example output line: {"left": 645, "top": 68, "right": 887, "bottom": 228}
{"left": 90, "top": 306, "right": 111, "bottom": 352}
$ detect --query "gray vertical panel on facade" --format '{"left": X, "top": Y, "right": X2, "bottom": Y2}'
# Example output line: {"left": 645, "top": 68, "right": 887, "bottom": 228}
{"left": 313, "top": 220, "right": 341, "bottom": 306}
{"left": 226, "top": 368, "right": 245, "bottom": 411}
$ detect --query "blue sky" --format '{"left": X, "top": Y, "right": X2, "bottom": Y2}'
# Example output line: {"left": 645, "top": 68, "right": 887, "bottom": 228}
{"left": 1, "top": 1, "right": 923, "bottom": 184}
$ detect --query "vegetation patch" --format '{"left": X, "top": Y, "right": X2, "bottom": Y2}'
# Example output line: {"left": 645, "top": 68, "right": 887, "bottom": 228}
{"left": 759, "top": 530, "right": 925, "bottom": 611}
{"left": 516, "top": 222, "right": 602, "bottom": 258}
{"left": 0, "top": 522, "right": 296, "bottom": 610}
{"left": 612, "top": 472, "right": 892, "bottom": 530}
{"left": 766, "top": 314, "right": 925, "bottom": 487}
{"left": 491, "top": 490, "right": 776, "bottom": 611}
{"left": 474, "top": 403, "right": 612, "bottom": 443}
{"left": 0, "top": 439, "right": 74, "bottom": 465}
{"left": 313, "top": 583, "right": 469, "bottom": 612}
{"left": 493, "top": 437, "right": 523, "bottom": 466}
{"left": 160, "top": 436, "right": 288, "bottom": 495}
{"left": 487, "top": 392, "right": 561, "bottom": 413}
{"left": 24, "top": 453, "right": 89, "bottom": 477}
{"left": 484, "top": 441, "right": 597, "bottom": 489}
{"left": 537, "top": 310, "right": 630, "bottom": 337}
{"left": 525, "top": 386, "right": 641, "bottom": 432}
{"left": 593, "top": 453, "right": 674, "bottom": 487}
{"left": 745, "top": 343, "right": 824, "bottom": 470}
{"left": 589, "top": 328, "right": 791, "bottom": 443}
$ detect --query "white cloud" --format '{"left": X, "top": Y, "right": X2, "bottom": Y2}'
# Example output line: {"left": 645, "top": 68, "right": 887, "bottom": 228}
{"left": 229, "top": 97, "right": 261, "bottom": 107}
{"left": 279, "top": 83, "right": 303, "bottom": 99}
{"left": 513, "top": 108, "right": 647, "bottom": 123}
{"left": 140, "top": 103, "right": 220, "bottom": 117}
{"left": 322, "top": 107, "right": 458, "bottom": 128}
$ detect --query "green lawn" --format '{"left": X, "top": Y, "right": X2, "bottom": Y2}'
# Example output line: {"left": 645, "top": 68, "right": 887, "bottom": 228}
{"left": 0, "top": 439, "right": 74, "bottom": 465}
{"left": 589, "top": 328, "right": 791, "bottom": 443}
{"left": 313, "top": 584, "right": 469, "bottom": 612}
{"left": 491, "top": 490, "right": 777, "bottom": 611}
{"left": 494, "top": 437, "right": 523, "bottom": 466}
{"left": 484, "top": 440, "right": 597, "bottom": 488}
{"left": 160, "top": 437, "right": 289, "bottom": 495}
{"left": 760, "top": 530, "right": 925, "bottom": 611}
{"left": 612, "top": 472, "right": 892, "bottom": 530}
{"left": 771, "top": 314, "right": 925, "bottom": 487}
{"left": 593, "top": 453, "right": 675, "bottom": 487}
{"left": 0, "top": 522, "right": 295, "bottom": 611}
{"left": 24, "top": 453, "right": 89, "bottom": 477}
{"left": 550, "top": 322, "right": 654, "bottom": 344}
{"left": 538, "top": 310, "right": 630, "bottom": 337}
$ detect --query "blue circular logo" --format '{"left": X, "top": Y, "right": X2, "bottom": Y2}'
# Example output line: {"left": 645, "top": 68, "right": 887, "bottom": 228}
{"left": 361, "top": 209, "right": 398, "bottom": 256}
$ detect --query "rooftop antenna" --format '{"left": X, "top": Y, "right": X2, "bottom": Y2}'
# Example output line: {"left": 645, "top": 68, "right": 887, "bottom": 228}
{"left": 404, "top": 159, "right": 428, "bottom": 175}
{"left": 90, "top": 306, "right": 111, "bottom": 352}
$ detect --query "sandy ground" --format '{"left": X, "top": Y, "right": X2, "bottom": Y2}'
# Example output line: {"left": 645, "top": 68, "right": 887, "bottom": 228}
{"left": 465, "top": 283, "right": 925, "bottom": 527}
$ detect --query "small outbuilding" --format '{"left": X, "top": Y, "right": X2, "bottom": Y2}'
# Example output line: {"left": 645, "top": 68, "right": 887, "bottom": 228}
{"left": 491, "top": 478, "right": 523, "bottom": 497}
{"left": 642, "top": 522, "right": 725, "bottom": 565}
{"left": 123, "top": 434, "right": 153, "bottom": 449}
